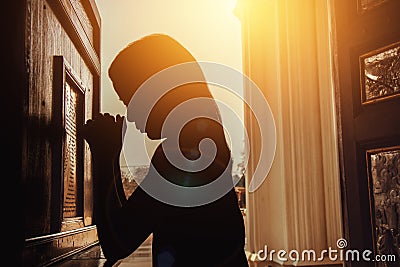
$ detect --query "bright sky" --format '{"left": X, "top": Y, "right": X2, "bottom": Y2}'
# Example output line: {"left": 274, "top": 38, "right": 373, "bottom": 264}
{"left": 95, "top": 0, "right": 244, "bottom": 167}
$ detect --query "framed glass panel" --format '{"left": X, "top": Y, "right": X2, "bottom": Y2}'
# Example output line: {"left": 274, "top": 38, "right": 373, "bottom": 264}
{"left": 63, "top": 81, "right": 80, "bottom": 218}
{"left": 367, "top": 146, "right": 400, "bottom": 264}
{"left": 358, "top": 0, "right": 389, "bottom": 12}
{"left": 360, "top": 42, "right": 400, "bottom": 104}
{"left": 52, "top": 56, "right": 86, "bottom": 231}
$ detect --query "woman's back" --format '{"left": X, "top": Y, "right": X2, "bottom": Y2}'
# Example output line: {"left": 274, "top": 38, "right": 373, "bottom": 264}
{"left": 123, "top": 142, "right": 247, "bottom": 267}
{"left": 84, "top": 34, "right": 249, "bottom": 267}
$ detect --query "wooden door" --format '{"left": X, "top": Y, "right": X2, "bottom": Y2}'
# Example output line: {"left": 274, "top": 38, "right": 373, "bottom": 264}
{"left": 333, "top": 0, "right": 400, "bottom": 266}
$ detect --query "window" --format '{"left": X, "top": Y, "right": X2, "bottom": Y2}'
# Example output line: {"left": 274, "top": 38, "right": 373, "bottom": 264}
{"left": 52, "top": 56, "right": 86, "bottom": 231}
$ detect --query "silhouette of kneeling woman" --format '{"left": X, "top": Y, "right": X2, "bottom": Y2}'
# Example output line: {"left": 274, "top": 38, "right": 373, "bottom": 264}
{"left": 82, "top": 34, "right": 248, "bottom": 267}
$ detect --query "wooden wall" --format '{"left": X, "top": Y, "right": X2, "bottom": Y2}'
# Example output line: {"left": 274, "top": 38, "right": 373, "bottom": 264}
{"left": 5, "top": 1, "right": 29, "bottom": 266}
{"left": 22, "top": 0, "right": 101, "bottom": 265}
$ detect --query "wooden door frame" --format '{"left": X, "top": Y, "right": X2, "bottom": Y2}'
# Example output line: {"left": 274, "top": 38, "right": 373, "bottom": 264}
{"left": 331, "top": 0, "right": 400, "bottom": 266}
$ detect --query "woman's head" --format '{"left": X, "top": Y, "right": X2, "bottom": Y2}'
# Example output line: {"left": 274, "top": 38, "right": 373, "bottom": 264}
{"left": 108, "top": 34, "right": 222, "bottom": 141}
{"left": 110, "top": 34, "right": 232, "bottom": 186}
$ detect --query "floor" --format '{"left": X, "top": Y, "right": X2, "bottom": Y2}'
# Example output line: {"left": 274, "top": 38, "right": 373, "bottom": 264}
{"left": 52, "top": 210, "right": 247, "bottom": 267}
{"left": 53, "top": 235, "right": 152, "bottom": 267}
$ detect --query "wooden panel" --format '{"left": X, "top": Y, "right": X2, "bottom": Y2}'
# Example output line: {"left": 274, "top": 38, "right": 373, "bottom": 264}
{"left": 22, "top": 0, "right": 99, "bottom": 264}
{"left": 46, "top": 0, "right": 100, "bottom": 75}
{"left": 24, "top": 0, "right": 96, "bottom": 237}
{"left": 52, "top": 55, "right": 91, "bottom": 233}
{"left": 25, "top": 0, "right": 53, "bottom": 236}
{"left": 23, "top": 226, "right": 98, "bottom": 267}
{"left": 6, "top": 1, "right": 30, "bottom": 265}
{"left": 80, "top": 0, "right": 101, "bottom": 55}
{"left": 331, "top": 0, "right": 400, "bottom": 266}
{"left": 70, "top": 0, "right": 93, "bottom": 45}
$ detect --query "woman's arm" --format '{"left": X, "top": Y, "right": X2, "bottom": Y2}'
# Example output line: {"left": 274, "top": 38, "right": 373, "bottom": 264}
{"left": 91, "top": 154, "right": 128, "bottom": 261}
{"left": 113, "top": 156, "right": 127, "bottom": 206}
{"left": 83, "top": 113, "right": 153, "bottom": 263}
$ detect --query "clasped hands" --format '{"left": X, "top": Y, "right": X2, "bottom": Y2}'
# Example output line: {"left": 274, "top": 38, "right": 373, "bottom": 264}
{"left": 82, "top": 113, "right": 125, "bottom": 160}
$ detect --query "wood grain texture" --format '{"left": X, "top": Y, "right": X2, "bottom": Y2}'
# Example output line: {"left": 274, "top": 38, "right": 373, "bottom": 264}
{"left": 24, "top": 0, "right": 99, "bottom": 256}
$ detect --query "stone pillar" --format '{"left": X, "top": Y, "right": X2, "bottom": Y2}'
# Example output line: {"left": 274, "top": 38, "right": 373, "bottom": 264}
{"left": 235, "top": 0, "right": 343, "bottom": 265}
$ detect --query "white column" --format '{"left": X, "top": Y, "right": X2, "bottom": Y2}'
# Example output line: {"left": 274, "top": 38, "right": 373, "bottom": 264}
{"left": 235, "top": 0, "right": 343, "bottom": 265}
